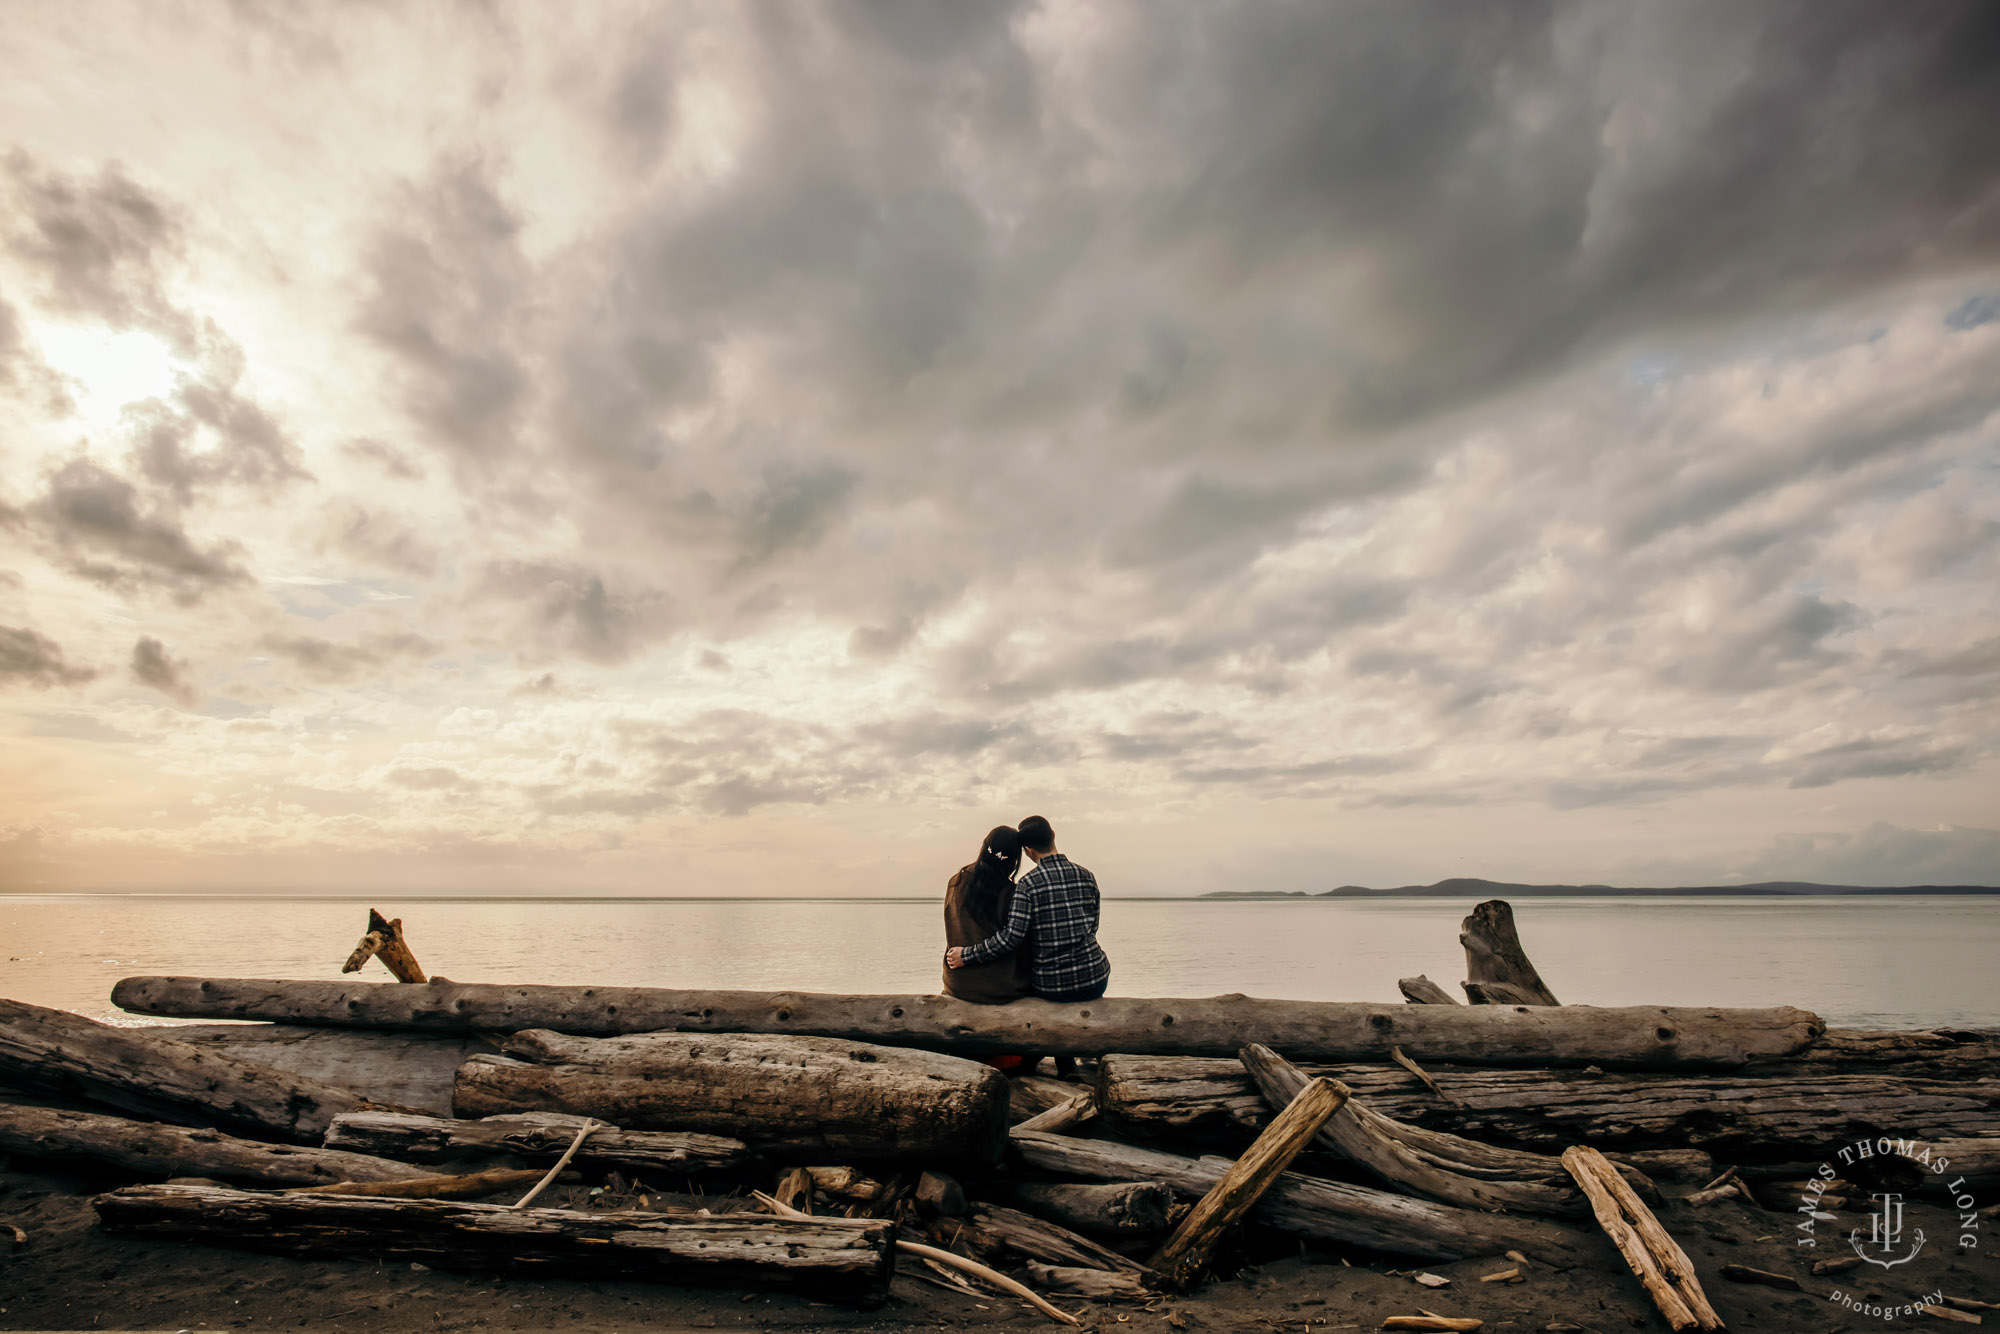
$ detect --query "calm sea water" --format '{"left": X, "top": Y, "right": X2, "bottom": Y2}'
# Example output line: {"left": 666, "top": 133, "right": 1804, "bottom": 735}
{"left": 2, "top": 894, "right": 1995, "bottom": 1030}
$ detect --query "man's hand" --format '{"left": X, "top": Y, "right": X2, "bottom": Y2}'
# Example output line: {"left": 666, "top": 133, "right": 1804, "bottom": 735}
{"left": 945, "top": 946, "right": 965, "bottom": 970}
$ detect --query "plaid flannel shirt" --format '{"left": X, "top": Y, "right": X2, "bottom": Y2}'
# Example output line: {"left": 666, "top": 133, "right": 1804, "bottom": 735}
{"left": 960, "top": 852, "right": 1110, "bottom": 996}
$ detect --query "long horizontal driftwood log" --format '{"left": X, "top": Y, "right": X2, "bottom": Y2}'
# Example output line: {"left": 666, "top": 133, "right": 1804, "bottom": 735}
{"left": 453, "top": 1030, "right": 1010, "bottom": 1166}
{"left": 1009, "top": 1129, "right": 1594, "bottom": 1266}
{"left": 0, "top": 998, "right": 380, "bottom": 1144}
{"left": 0, "top": 1102, "right": 431, "bottom": 1186}
{"left": 325, "top": 1111, "right": 750, "bottom": 1176}
{"left": 169, "top": 1024, "right": 481, "bottom": 1117}
{"left": 111, "top": 976, "right": 1823, "bottom": 1069}
{"left": 92, "top": 1183, "right": 896, "bottom": 1305}
{"left": 1099, "top": 1054, "right": 2000, "bottom": 1159}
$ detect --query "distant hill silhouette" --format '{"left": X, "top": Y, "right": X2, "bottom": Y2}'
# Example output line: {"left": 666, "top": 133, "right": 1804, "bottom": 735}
{"left": 1200, "top": 876, "right": 1999, "bottom": 899}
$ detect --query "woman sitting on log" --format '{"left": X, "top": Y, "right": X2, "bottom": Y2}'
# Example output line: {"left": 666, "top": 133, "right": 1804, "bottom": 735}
{"left": 942, "top": 826, "right": 1034, "bottom": 1012}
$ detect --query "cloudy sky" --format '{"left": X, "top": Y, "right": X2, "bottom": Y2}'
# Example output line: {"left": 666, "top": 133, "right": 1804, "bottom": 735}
{"left": 1, "top": 1, "right": 1996, "bottom": 896}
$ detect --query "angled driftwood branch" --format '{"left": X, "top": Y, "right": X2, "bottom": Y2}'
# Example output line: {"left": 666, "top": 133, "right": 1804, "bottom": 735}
{"left": 1149, "top": 1075, "right": 1348, "bottom": 1289}
{"left": 342, "top": 909, "right": 427, "bottom": 983}
{"left": 1399, "top": 976, "right": 1462, "bottom": 1005}
{"left": 1562, "top": 1145, "right": 1722, "bottom": 1332}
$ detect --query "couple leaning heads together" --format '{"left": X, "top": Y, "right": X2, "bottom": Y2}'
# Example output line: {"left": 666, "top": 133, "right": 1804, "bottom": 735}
{"left": 941, "top": 815, "right": 1111, "bottom": 1017}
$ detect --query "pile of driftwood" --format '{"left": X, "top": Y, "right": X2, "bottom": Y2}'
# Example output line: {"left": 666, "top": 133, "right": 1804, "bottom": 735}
{"left": 2, "top": 901, "right": 1996, "bottom": 1327}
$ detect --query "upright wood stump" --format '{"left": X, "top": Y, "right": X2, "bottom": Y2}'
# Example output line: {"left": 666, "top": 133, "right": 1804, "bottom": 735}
{"left": 1460, "top": 900, "right": 1559, "bottom": 1005}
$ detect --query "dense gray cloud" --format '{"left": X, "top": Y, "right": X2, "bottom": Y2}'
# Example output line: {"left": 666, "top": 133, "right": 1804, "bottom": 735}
{"left": 129, "top": 636, "right": 195, "bottom": 706}
{"left": 28, "top": 458, "right": 250, "bottom": 600}
{"left": 0, "top": 626, "right": 94, "bottom": 688}
{"left": 0, "top": 2, "right": 1995, "bottom": 890}
{"left": 3, "top": 153, "right": 188, "bottom": 343}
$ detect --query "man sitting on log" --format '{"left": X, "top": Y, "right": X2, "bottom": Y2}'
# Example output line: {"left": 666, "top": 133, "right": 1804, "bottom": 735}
{"left": 947, "top": 815, "right": 1111, "bottom": 1004}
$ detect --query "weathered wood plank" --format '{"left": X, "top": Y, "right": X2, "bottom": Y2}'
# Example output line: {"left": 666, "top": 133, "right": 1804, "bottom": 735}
{"left": 324, "top": 1111, "right": 749, "bottom": 1176}
{"left": 0, "top": 1102, "right": 430, "bottom": 1186}
{"left": 92, "top": 1183, "right": 895, "bottom": 1305}
{"left": 111, "top": 976, "right": 1824, "bottom": 1069}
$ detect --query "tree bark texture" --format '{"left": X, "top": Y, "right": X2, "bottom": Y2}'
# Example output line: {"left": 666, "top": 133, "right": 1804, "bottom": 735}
{"left": 0, "top": 998, "right": 377, "bottom": 1144}
{"left": 451, "top": 1029, "right": 1010, "bottom": 1166}
{"left": 323, "top": 1110, "right": 749, "bottom": 1177}
{"left": 1460, "top": 901, "right": 1559, "bottom": 1006}
{"left": 168, "top": 1024, "right": 480, "bottom": 1117}
{"left": 1002, "top": 1180, "right": 1175, "bottom": 1236}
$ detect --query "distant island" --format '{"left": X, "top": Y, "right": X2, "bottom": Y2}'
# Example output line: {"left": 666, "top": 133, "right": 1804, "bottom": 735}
{"left": 1201, "top": 876, "right": 2000, "bottom": 899}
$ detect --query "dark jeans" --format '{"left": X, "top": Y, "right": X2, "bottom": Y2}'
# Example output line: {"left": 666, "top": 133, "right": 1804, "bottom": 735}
{"left": 1039, "top": 978, "right": 1107, "bottom": 1003}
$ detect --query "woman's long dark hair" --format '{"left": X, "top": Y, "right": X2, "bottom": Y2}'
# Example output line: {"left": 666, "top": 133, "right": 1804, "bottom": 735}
{"left": 965, "top": 825, "right": 1023, "bottom": 922}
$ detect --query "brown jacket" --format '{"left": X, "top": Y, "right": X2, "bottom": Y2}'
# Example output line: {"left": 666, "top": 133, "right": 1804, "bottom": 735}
{"left": 942, "top": 864, "right": 1034, "bottom": 1004}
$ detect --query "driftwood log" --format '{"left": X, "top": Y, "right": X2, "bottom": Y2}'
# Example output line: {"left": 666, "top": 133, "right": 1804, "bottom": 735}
{"left": 92, "top": 1183, "right": 896, "bottom": 1305}
{"left": 1016, "top": 1261, "right": 1157, "bottom": 1301}
{"left": 929, "top": 1202, "right": 1152, "bottom": 1275}
{"left": 1398, "top": 977, "right": 1460, "bottom": 1006}
{"left": 0, "top": 1102, "right": 430, "bottom": 1186}
{"left": 342, "top": 909, "right": 427, "bottom": 983}
{"left": 1460, "top": 900, "right": 1559, "bottom": 1005}
{"left": 0, "top": 998, "right": 378, "bottom": 1144}
{"left": 1237, "top": 1044, "right": 1645, "bottom": 1218}
{"left": 286, "top": 1167, "right": 556, "bottom": 1199}
{"left": 168, "top": 1024, "right": 479, "bottom": 1117}
{"left": 453, "top": 1030, "right": 1010, "bottom": 1166}
{"left": 1009, "top": 1130, "right": 1593, "bottom": 1266}
{"left": 1151, "top": 1074, "right": 1348, "bottom": 1288}
{"left": 1001, "top": 1181, "right": 1175, "bottom": 1236}
{"left": 1563, "top": 1145, "right": 1723, "bottom": 1332}
{"left": 1010, "top": 1076, "right": 1086, "bottom": 1125}
{"left": 112, "top": 976, "right": 1823, "bottom": 1069}
{"left": 1098, "top": 1054, "right": 2000, "bottom": 1159}
{"left": 323, "top": 1111, "right": 749, "bottom": 1176}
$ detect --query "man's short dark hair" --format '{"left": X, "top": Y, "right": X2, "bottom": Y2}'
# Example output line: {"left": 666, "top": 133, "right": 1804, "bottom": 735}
{"left": 1018, "top": 815, "right": 1054, "bottom": 852}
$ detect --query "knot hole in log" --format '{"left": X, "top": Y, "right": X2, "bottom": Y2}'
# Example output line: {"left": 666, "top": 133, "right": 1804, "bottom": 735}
{"left": 1161, "top": 1015, "right": 1175, "bottom": 1027}
{"left": 776, "top": 1008, "right": 792, "bottom": 1021}
{"left": 1368, "top": 1013, "right": 1393, "bottom": 1032}
{"left": 890, "top": 1006, "right": 904, "bottom": 1018}
{"left": 1655, "top": 1027, "right": 1677, "bottom": 1043}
